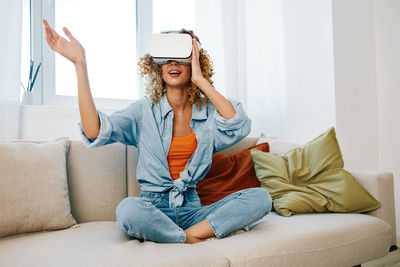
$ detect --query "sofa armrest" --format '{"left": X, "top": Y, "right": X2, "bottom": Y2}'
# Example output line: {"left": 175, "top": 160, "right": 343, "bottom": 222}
{"left": 349, "top": 170, "right": 396, "bottom": 246}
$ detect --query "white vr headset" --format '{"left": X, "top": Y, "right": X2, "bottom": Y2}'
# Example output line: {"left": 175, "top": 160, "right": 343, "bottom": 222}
{"left": 150, "top": 33, "right": 201, "bottom": 66}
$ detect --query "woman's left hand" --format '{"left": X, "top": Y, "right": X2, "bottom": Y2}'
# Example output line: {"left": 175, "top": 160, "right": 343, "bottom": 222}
{"left": 191, "top": 39, "right": 205, "bottom": 86}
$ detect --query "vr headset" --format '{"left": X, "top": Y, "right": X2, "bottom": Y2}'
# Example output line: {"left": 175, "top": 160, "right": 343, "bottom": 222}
{"left": 150, "top": 33, "right": 201, "bottom": 66}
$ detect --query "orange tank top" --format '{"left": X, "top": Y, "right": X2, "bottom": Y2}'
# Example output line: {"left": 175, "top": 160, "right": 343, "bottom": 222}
{"left": 167, "top": 131, "right": 198, "bottom": 180}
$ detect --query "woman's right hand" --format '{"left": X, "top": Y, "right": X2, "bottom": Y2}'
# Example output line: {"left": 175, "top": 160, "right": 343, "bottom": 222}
{"left": 43, "top": 18, "right": 86, "bottom": 65}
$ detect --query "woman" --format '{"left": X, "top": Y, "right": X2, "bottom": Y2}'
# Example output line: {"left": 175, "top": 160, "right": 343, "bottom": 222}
{"left": 43, "top": 19, "right": 272, "bottom": 244}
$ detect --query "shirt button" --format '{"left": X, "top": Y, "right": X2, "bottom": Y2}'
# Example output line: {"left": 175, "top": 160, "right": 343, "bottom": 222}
{"left": 164, "top": 137, "right": 168, "bottom": 141}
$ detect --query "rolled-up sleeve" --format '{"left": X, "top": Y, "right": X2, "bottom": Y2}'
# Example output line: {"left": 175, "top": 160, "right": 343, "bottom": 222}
{"left": 213, "top": 99, "right": 251, "bottom": 152}
{"left": 78, "top": 101, "right": 142, "bottom": 148}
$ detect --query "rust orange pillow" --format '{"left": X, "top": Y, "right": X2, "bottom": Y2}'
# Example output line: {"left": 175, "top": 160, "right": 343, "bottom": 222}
{"left": 197, "top": 143, "right": 270, "bottom": 206}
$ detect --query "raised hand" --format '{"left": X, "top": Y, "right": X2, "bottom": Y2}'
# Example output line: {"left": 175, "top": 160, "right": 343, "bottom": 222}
{"left": 43, "top": 19, "right": 86, "bottom": 65}
{"left": 190, "top": 39, "right": 204, "bottom": 85}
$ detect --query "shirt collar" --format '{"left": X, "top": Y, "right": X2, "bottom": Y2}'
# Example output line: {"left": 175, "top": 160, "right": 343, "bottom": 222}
{"left": 160, "top": 93, "right": 207, "bottom": 120}
{"left": 160, "top": 93, "right": 172, "bottom": 118}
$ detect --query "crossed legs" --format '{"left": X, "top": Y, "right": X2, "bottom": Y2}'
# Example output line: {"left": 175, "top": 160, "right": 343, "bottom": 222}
{"left": 116, "top": 188, "right": 272, "bottom": 244}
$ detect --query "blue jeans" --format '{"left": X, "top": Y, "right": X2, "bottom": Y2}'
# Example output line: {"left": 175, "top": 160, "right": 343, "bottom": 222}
{"left": 116, "top": 187, "right": 272, "bottom": 243}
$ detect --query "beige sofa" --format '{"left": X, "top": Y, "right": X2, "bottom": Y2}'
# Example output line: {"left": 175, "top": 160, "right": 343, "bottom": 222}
{"left": 0, "top": 137, "right": 397, "bottom": 267}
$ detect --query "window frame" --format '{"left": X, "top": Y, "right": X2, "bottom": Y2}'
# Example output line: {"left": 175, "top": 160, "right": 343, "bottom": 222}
{"left": 30, "top": 0, "right": 152, "bottom": 109}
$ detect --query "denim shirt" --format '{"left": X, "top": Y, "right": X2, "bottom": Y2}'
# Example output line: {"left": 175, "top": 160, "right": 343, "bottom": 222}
{"left": 78, "top": 93, "right": 251, "bottom": 208}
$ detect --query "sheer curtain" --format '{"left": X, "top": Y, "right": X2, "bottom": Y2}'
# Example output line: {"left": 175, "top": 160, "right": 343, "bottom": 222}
{"left": 195, "top": 0, "right": 336, "bottom": 143}
{"left": 0, "top": 0, "right": 22, "bottom": 140}
{"left": 195, "top": 0, "right": 288, "bottom": 138}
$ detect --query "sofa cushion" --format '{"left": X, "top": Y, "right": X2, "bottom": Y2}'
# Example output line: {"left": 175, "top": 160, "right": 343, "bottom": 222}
{"left": 256, "top": 134, "right": 302, "bottom": 155}
{"left": 0, "top": 222, "right": 229, "bottom": 267}
{"left": 199, "top": 212, "right": 392, "bottom": 267}
{"left": 0, "top": 137, "right": 76, "bottom": 238}
{"left": 67, "top": 141, "right": 127, "bottom": 223}
{"left": 251, "top": 127, "right": 381, "bottom": 216}
{"left": 196, "top": 143, "right": 269, "bottom": 206}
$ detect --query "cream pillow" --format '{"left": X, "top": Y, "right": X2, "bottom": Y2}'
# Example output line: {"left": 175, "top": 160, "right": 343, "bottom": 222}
{"left": 256, "top": 133, "right": 302, "bottom": 155}
{"left": 0, "top": 137, "right": 77, "bottom": 238}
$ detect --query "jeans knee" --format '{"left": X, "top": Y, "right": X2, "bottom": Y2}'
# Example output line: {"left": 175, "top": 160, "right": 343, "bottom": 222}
{"left": 116, "top": 197, "right": 142, "bottom": 225}
{"left": 249, "top": 188, "right": 272, "bottom": 217}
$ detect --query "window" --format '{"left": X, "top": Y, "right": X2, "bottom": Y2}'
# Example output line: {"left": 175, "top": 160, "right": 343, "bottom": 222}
{"left": 26, "top": 0, "right": 196, "bottom": 108}
{"left": 20, "top": 0, "right": 31, "bottom": 101}
{"left": 41, "top": 0, "right": 140, "bottom": 108}
{"left": 54, "top": 0, "right": 137, "bottom": 100}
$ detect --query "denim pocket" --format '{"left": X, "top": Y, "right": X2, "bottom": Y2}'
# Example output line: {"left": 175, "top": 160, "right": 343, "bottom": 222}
{"left": 140, "top": 191, "right": 164, "bottom": 207}
{"left": 141, "top": 196, "right": 163, "bottom": 207}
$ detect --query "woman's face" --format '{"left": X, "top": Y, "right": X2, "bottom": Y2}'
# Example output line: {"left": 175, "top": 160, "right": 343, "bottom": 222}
{"left": 161, "top": 61, "right": 192, "bottom": 89}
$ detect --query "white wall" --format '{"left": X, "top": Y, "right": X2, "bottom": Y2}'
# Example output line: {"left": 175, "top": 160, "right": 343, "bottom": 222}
{"left": 332, "top": 0, "right": 380, "bottom": 171}
{"left": 374, "top": 0, "right": 400, "bottom": 246}
{"left": 0, "top": 0, "right": 22, "bottom": 140}
{"left": 19, "top": 105, "right": 118, "bottom": 141}
{"left": 19, "top": 105, "right": 81, "bottom": 141}
{"left": 332, "top": 0, "right": 400, "bottom": 245}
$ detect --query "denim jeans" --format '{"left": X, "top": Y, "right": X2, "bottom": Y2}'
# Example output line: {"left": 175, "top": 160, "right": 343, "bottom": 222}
{"left": 116, "top": 187, "right": 272, "bottom": 243}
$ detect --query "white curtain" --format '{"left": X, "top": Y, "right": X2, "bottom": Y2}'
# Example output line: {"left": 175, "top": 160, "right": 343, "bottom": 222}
{"left": 0, "top": 0, "right": 22, "bottom": 140}
{"left": 195, "top": 0, "right": 336, "bottom": 143}
{"left": 195, "top": 0, "right": 287, "bottom": 138}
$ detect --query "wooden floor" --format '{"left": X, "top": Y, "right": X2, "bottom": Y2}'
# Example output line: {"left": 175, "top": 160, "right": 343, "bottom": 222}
{"left": 362, "top": 249, "right": 400, "bottom": 267}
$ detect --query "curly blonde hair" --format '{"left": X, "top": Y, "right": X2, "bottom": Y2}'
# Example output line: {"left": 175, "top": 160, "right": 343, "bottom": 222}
{"left": 138, "top": 29, "right": 214, "bottom": 109}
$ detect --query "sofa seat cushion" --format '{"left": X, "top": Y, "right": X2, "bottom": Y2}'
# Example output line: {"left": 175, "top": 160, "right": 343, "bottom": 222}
{"left": 0, "top": 222, "right": 228, "bottom": 267}
{"left": 198, "top": 212, "right": 392, "bottom": 267}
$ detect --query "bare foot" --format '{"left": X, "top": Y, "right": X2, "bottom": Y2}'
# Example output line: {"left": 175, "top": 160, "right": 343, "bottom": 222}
{"left": 184, "top": 232, "right": 207, "bottom": 244}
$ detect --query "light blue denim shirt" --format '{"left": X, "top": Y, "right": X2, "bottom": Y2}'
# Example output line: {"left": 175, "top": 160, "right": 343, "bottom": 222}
{"left": 78, "top": 93, "right": 251, "bottom": 208}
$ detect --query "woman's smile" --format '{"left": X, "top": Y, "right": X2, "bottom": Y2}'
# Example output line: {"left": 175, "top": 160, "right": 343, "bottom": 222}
{"left": 168, "top": 70, "right": 181, "bottom": 78}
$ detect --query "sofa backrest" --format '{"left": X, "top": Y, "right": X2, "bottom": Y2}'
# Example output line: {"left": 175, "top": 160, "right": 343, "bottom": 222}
{"left": 67, "top": 141, "right": 127, "bottom": 223}
{"left": 67, "top": 137, "right": 259, "bottom": 223}
{"left": 66, "top": 137, "right": 397, "bottom": 247}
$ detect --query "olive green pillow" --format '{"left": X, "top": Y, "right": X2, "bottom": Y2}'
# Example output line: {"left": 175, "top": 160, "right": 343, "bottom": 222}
{"left": 251, "top": 127, "right": 380, "bottom": 216}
